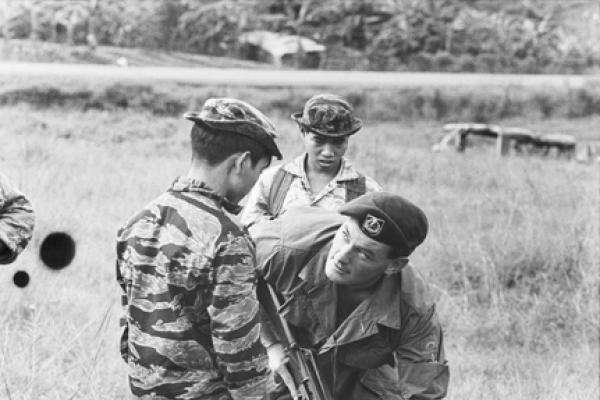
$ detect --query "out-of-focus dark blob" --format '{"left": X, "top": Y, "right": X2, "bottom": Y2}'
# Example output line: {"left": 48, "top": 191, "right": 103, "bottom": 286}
{"left": 13, "top": 270, "right": 29, "bottom": 288}
{"left": 39, "top": 232, "right": 76, "bottom": 270}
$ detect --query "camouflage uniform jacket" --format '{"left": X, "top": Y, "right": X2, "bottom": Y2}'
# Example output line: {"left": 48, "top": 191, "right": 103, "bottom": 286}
{"left": 116, "top": 177, "right": 268, "bottom": 400}
{"left": 251, "top": 208, "right": 449, "bottom": 400}
{"left": 0, "top": 173, "right": 35, "bottom": 264}
{"left": 240, "top": 154, "right": 382, "bottom": 227}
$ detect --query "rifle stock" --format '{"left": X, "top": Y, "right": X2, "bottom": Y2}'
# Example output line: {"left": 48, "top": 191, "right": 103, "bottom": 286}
{"left": 264, "top": 282, "right": 333, "bottom": 400}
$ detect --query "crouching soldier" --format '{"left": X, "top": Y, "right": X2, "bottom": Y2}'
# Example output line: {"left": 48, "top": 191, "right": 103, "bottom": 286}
{"left": 0, "top": 173, "right": 35, "bottom": 264}
{"left": 251, "top": 192, "right": 449, "bottom": 399}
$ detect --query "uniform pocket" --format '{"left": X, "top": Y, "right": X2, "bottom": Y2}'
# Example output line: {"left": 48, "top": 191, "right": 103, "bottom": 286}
{"left": 354, "top": 367, "right": 406, "bottom": 400}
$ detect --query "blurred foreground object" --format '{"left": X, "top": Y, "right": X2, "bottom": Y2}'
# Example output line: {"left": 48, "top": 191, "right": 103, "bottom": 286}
{"left": 431, "top": 123, "right": 592, "bottom": 160}
{"left": 13, "top": 270, "right": 29, "bottom": 288}
{"left": 39, "top": 231, "right": 76, "bottom": 270}
{"left": 0, "top": 173, "right": 35, "bottom": 264}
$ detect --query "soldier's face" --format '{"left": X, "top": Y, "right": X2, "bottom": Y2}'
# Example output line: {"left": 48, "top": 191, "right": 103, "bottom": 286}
{"left": 228, "top": 154, "right": 270, "bottom": 204}
{"left": 302, "top": 132, "right": 348, "bottom": 174}
{"left": 325, "top": 218, "right": 393, "bottom": 286}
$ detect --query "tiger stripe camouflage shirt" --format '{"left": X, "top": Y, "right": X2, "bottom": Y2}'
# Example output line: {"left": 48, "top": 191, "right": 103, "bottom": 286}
{"left": 116, "top": 177, "right": 268, "bottom": 400}
{"left": 0, "top": 172, "right": 35, "bottom": 264}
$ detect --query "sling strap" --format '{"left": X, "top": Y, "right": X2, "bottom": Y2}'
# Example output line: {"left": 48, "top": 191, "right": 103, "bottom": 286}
{"left": 344, "top": 176, "right": 366, "bottom": 202}
{"left": 268, "top": 168, "right": 294, "bottom": 218}
{"left": 268, "top": 168, "right": 367, "bottom": 217}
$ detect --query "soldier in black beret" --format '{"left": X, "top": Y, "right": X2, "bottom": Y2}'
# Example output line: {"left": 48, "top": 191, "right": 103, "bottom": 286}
{"left": 250, "top": 192, "right": 449, "bottom": 400}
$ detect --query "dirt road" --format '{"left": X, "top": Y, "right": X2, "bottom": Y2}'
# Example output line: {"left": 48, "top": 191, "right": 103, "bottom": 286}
{"left": 0, "top": 62, "right": 596, "bottom": 88}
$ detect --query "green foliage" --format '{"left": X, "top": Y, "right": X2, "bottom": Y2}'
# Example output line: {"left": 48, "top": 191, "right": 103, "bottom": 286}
{"left": 0, "top": 0, "right": 598, "bottom": 72}
{"left": 175, "top": 1, "right": 258, "bottom": 56}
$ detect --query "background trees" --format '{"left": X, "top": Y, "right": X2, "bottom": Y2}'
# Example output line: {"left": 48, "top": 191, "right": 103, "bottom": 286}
{"left": 1, "top": 0, "right": 598, "bottom": 73}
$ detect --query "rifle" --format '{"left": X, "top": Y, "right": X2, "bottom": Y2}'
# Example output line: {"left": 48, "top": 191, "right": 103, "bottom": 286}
{"left": 264, "top": 282, "right": 333, "bottom": 400}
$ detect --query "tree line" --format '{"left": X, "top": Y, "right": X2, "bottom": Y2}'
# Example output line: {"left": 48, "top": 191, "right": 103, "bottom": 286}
{"left": 1, "top": 0, "right": 598, "bottom": 73}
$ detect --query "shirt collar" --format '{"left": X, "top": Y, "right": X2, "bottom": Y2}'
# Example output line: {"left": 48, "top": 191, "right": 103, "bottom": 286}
{"left": 169, "top": 176, "right": 242, "bottom": 214}
{"left": 283, "top": 154, "right": 362, "bottom": 183}
{"left": 318, "top": 273, "right": 404, "bottom": 353}
{"left": 297, "top": 243, "right": 404, "bottom": 332}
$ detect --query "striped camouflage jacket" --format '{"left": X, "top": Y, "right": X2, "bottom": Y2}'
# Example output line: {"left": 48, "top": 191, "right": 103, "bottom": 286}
{"left": 116, "top": 177, "right": 268, "bottom": 400}
{"left": 0, "top": 173, "right": 35, "bottom": 264}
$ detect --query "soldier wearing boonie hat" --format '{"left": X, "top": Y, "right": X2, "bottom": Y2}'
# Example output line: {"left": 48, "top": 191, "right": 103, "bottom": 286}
{"left": 250, "top": 191, "right": 449, "bottom": 400}
{"left": 240, "top": 93, "right": 382, "bottom": 228}
{"left": 184, "top": 97, "right": 282, "bottom": 160}
{"left": 116, "top": 98, "right": 280, "bottom": 399}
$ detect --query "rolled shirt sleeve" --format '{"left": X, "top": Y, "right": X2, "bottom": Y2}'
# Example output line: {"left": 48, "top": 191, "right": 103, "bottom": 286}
{"left": 0, "top": 173, "right": 35, "bottom": 264}
{"left": 393, "top": 305, "right": 449, "bottom": 399}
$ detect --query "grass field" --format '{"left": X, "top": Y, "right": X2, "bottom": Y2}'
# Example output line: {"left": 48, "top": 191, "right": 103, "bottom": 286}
{"left": 0, "top": 104, "right": 598, "bottom": 399}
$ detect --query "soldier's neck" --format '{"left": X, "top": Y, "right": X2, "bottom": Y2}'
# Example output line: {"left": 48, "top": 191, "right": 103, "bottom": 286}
{"left": 337, "top": 276, "right": 381, "bottom": 307}
{"left": 336, "top": 283, "right": 377, "bottom": 324}
{"left": 186, "top": 160, "right": 230, "bottom": 200}
{"left": 304, "top": 157, "right": 340, "bottom": 193}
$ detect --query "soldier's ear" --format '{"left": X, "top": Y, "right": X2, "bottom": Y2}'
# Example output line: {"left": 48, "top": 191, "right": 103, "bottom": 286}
{"left": 396, "top": 258, "right": 409, "bottom": 268}
{"left": 238, "top": 151, "right": 253, "bottom": 170}
{"left": 227, "top": 151, "right": 247, "bottom": 173}
{"left": 389, "top": 256, "right": 409, "bottom": 270}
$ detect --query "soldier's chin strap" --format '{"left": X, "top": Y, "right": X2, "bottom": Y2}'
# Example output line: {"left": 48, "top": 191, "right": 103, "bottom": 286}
{"left": 39, "top": 231, "right": 76, "bottom": 270}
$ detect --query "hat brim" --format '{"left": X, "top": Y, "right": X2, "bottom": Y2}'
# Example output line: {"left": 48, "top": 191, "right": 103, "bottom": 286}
{"left": 291, "top": 112, "right": 362, "bottom": 137}
{"left": 185, "top": 113, "right": 282, "bottom": 160}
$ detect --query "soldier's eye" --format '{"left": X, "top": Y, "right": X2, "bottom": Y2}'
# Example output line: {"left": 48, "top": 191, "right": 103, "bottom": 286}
{"left": 359, "top": 250, "right": 370, "bottom": 260}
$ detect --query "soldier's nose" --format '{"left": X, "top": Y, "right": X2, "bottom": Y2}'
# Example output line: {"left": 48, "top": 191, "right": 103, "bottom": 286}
{"left": 336, "top": 244, "right": 352, "bottom": 264}
{"left": 321, "top": 143, "right": 335, "bottom": 156}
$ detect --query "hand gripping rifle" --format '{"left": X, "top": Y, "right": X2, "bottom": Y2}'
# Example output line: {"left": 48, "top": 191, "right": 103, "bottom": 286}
{"left": 264, "top": 282, "right": 333, "bottom": 400}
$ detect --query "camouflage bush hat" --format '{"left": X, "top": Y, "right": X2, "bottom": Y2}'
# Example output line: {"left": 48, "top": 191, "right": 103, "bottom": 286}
{"left": 291, "top": 94, "right": 362, "bottom": 137}
{"left": 184, "top": 98, "right": 282, "bottom": 159}
{"left": 339, "top": 192, "right": 428, "bottom": 257}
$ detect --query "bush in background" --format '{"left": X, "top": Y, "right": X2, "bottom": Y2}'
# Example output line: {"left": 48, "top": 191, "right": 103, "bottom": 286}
{"left": 3, "top": 80, "right": 600, "bottom": 123}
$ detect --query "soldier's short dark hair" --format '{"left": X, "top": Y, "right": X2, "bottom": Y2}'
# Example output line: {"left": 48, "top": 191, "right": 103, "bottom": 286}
{"left": 190, "top": 123, "right": 271, "bottom": 166}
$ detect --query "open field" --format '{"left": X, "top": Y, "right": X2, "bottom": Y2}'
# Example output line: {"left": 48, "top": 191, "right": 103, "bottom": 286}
{"left": 0, "top": 103, "right": 597, "bottom": 399}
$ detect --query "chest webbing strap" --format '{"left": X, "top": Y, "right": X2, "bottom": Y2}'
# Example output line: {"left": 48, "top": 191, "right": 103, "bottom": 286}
{"left": 267, "top": 168, "right": 294, "bottom": 218}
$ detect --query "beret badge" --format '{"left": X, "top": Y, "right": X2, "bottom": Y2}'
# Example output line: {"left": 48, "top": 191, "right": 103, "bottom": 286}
{"left": 363, "top": 214, "right": 385, "bottom": 236}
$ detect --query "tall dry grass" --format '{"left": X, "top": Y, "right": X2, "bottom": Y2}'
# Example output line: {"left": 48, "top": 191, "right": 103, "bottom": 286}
{"left": 0, "top": 105, "right": 597, "bottom": 399}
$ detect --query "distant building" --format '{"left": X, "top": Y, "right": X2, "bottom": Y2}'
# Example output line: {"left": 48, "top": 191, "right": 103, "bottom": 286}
{"left": 238, "top": 30, "right": 325, "bottom": 68}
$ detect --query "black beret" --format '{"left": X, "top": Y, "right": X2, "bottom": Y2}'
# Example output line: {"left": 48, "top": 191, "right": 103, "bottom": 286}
{"left": 339, "top": 192, "right": 428, "bottom": 257}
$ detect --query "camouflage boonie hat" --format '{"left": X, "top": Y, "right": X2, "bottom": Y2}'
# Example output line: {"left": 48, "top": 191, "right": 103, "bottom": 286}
{"left": 291, "top": 94, "right": 362, "bottom": 137}
{"left": 184, "top": 98, "right": 282, "bottom": 159}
